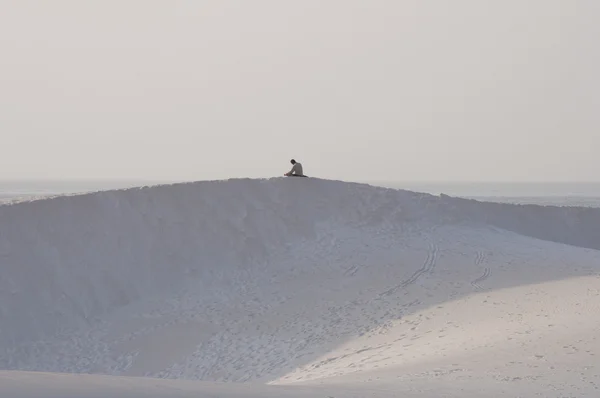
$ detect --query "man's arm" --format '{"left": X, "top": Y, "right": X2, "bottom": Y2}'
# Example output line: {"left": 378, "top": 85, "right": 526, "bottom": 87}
{"left": 285, "top": 164, "right": 296, "bottom": 176}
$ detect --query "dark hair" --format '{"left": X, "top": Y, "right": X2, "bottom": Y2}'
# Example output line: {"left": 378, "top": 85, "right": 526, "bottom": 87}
{"left": 290, "top": 159, "right": 296, "bottom": 164}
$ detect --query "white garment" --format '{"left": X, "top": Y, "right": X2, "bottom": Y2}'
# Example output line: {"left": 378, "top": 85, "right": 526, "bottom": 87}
{"left": 290, "top": 162, "right": 303, "bottom": 175}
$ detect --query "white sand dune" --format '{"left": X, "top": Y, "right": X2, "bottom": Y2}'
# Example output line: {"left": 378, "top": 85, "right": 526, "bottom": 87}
{"left": 1, "top": 178, "right": 600, "bottom": 397}
{"left": 0, "top": 370, "right": 403, "bottom": 398}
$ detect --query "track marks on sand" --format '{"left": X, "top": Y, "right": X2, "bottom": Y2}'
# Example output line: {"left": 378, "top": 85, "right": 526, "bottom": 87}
{"left": 471, "top": 251, "right": 491, "bottom": 291}
{"left": 381, "top": 243, "right": 438, "bottom": 297}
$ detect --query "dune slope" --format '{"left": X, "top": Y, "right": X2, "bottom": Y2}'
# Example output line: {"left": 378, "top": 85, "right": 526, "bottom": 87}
{"left": 1, "top": 178, "right": 600, "bottom": 397}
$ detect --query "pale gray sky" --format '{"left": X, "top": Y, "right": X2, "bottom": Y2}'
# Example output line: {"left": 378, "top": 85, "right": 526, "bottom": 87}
{"left": 1, "top": 0, "right": 599, "bottom": 182}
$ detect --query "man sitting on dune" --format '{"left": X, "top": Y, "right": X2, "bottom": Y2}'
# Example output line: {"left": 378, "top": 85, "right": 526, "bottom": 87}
{"left": 284, "top": 159, "right": 306, "bottom": 177}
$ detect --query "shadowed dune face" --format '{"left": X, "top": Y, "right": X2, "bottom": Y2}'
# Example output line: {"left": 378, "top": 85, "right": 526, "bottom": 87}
{"left": 439, "top": 194, "right": 600, "bottom": 251}
{"left": 1, "top": 178, "right": 599, "bottom": 389}
{"left": 0, "top": 179, "right": 426, "bottom": 348}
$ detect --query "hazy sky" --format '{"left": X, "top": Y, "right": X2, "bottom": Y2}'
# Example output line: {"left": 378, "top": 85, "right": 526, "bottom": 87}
{"left": 1, "top": 1, "right": 599, "bottom": 182}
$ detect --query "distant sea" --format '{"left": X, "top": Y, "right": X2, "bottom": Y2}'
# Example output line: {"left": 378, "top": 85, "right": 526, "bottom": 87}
{"left": 1, "top": 180, "right": 600, "bottom": 208}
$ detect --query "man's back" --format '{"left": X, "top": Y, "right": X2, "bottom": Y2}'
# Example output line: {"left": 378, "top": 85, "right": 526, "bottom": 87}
{"left": 291, "top": 162, "right": 303, "bottom": 176}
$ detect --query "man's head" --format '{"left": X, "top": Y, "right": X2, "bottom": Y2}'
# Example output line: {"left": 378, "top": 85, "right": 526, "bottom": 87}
{"left": 290, "top": 159, "right": 296, "bottom": 165}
